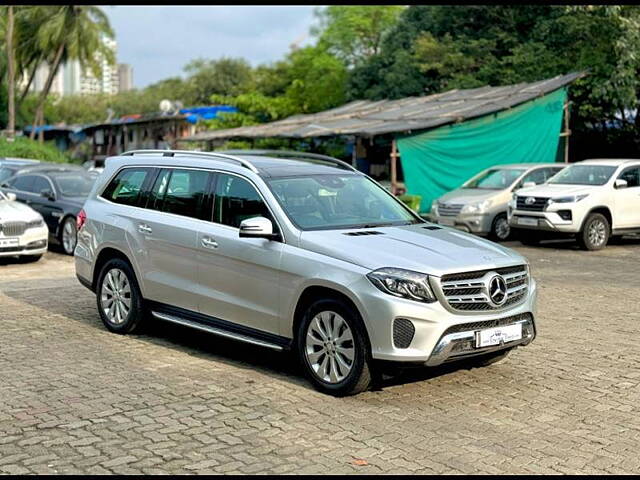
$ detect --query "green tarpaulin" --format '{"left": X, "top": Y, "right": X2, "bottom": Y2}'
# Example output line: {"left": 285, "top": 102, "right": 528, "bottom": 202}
{"left": 397, "top": 87, "right": 567, "bottom": 213}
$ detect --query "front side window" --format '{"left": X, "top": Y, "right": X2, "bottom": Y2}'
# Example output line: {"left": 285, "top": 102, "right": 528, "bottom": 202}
{"left": 102, "top": 168, "right": 151, "bottom": 206}
{"left": 32, "top": 177, "right": 52, "bottom": 195}
{"left": 266, "top": 174, "right": 420, "bottom": 231}
{"left": 214, "top": 174, "right": 273, "bottom": 228}
{"left": 618, "top": 167, "right": 640, "bottom": 188}
{"left": 548, "top": 165, "right": 617, "bottom": 186}
{"left": 463, "top": 168, "right": 526, "bottom": 190}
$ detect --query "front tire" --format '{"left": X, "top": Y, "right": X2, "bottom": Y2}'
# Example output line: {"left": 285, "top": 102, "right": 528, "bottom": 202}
{"left": 577, "top": 213, "right": 609, "bottom": 251}
{"left": 96, "top": 258, "right": 146, "bottom": 334}
{"left": 296, "top": 298, "right": 372, "bottom": 396}
{"left": 489, "top": 213, "right": 510, "bottom": 241}
{"left": 60, "top": 216, "right": 77, "bottom": 255}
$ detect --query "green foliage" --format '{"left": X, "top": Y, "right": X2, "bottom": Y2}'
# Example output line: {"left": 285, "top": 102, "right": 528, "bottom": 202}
{"left": 183, "top": 57, "right": 253, "bottom": 104}
{"left": 0, "top": 136, "right": 72, "bottom": 163}
{"left": 312, "top": 6, "right": 404, "bottom": 66}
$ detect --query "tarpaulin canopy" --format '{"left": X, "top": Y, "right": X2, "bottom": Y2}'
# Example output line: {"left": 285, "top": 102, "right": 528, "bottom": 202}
{"left": 397, "top": 87, "right": 567, "bottom": 213}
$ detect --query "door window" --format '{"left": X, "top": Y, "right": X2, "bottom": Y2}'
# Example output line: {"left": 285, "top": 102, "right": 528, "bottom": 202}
{"left": 9, "top": 175, "right": 37, "bottom": 193}
{"left": 32, "top": 177, "right": 52, "bottom": 196}
{"left": 159, "top": 169, "right": 211, "bottom": 220}
{"left": 102, "top": 168, "right": 151, "bottom": 206}
{"left": 618, "top": 167, "right": 640, "bottom": 188}
{"left": 214, "top": 173, "right": 273, "bottom": 228}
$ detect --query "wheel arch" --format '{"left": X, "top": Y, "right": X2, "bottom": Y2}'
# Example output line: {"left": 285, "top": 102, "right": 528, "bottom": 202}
{"left": 580, "top": 206, "right": 613, "bottom": 231}
{"left": 92, "top": 246, "right": 141, "bottom": 294}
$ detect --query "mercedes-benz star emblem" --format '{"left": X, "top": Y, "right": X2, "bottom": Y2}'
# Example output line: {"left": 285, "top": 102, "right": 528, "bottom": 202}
{"left": 488, "top": 275, "right": 508, "bottom": 306}
{"left": 524, "top": 197, "right": 536, "bottom": 206}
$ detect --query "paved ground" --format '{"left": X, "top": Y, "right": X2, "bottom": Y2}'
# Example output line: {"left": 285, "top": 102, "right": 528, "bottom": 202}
{"left": 1, "top": 237, "right": 640, "bottom": 474}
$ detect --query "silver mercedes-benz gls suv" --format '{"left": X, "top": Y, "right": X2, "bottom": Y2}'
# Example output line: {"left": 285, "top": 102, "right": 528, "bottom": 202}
{"left": 75, "top": 150, "right": 537, "bottom": 396}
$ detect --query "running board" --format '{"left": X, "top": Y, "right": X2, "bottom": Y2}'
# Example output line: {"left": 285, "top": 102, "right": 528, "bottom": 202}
{"left": 151, "top": 311, "right": 284, "bottom": 351}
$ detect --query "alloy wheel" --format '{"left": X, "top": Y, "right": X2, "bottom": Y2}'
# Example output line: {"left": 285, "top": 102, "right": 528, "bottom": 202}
{"left": 495, "top": 217, "right": 510, "bottom": 240}
{"left": 588, "top": 219, "right": 606, "bottom": 247}
{"left": 305, "top": 311, "right": 355, "bottom": 384}
{"left": 100, "top": 268, "right": 132, "bottom": 325}
{"left": 62, "top": 219, "right": 77, "bottom": 254}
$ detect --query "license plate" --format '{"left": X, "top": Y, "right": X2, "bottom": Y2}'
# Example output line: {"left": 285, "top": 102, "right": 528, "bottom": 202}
{"left": 439, "top": 218, "right": 455, "bottom": 226}
{"left": 517, "top": 217, "right": 538, "bottom": 226}
{"left": 476, "top": 323, "right": 522, "bottom": 348}
{"left": 0, "top": 238, "right": 19, "bottom": 247}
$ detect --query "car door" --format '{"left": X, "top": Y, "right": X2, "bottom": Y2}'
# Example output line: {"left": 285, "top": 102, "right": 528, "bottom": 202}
{"left": 613, "top": 165, "right": 640, "bottom": 228}
{"left": 28, "top": 175, "right": 63, "bottom": 233}
{"left": 127, "top": 167, "right": 211, "bottom": 313}
{"left": 196, "top": 172, "right": 284, "bottom": 335}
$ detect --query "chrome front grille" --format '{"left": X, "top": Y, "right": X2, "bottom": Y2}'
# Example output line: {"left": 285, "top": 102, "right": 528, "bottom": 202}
{"left": 0, "top": 221, "right": 27, "bottom": 237}
{"left": 437, "top": 265, "right": 529, "bottom": 312}
{"left": 437, "top": 202, "right": 463, "bottom": 216}
{"left": 516, "top": 196, "right": 548, "bottom": 212}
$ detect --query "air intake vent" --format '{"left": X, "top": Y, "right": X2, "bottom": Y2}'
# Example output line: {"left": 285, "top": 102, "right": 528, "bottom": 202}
{"left": 393, "top": 318, "right": 415, "bottom": 349}
{"left": 343, "top": 231, "right": 384, "bottom": 236}
{"left": 422, "top": 226, "right": 442, "bottom": 230}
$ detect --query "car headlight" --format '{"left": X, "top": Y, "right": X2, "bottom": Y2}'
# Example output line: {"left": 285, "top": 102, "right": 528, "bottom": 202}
{"left": 27, "top": 217, "right": 45, "bottom": 229}
{"left": 547, "top": 194, "right": 589, "bottom": 205}
{"left": 461, "top": 199, "right": 492, "bottom": 214}
{"left": 366, "top": 268, "right": 437, "bottom": 303}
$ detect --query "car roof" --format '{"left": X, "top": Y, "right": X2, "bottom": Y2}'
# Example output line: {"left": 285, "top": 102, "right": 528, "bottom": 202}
{"left": 577, "top": 158, "right": 640, "bottom": 167}
{"left": 486, "top": 163, "right": 563, "bottom": 170}
{"left": 12, "top": 163, "right": 84, "bottom": 174}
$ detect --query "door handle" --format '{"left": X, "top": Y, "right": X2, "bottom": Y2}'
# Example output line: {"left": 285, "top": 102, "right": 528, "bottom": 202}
{"left": 138, "top": 224, "right": 152, "bottom": 234}
{"left": 201, "top": 236, "right": 218, "bottom": 249}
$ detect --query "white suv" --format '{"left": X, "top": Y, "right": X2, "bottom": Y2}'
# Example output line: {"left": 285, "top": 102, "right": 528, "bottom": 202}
{"left": 508, "top": 159, "right": 640, "bottom": 250}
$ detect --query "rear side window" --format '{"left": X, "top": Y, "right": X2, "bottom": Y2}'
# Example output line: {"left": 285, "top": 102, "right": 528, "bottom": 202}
{"left": 102, "top": 168, "right": 151, "bottom": 206}
{"left": 149, "top": 168, "right": 211, "bottom": 220}
{"left": 9, "top": 175, "right": 37, "bottom": 193}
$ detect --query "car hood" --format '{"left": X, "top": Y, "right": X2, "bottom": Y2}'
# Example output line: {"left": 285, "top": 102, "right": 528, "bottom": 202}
{"left": 299, "top": 223, "right": 527, "bottom": 276}
{"left": 436, "top": 188, "right": 499, "bottom": 205}
{"left": 516, "top": 183, "right": 597, "bottom": 198}
{"left": 0, "top": 199, "right": 42, "bottom": 222}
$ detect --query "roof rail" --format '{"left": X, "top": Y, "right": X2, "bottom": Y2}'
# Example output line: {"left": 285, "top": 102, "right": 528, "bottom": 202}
{"left": 219, "top": 149, "right": 357, "bottom": 172}
{"left": 120, "top": 149, "right": 259, "bottom": 173}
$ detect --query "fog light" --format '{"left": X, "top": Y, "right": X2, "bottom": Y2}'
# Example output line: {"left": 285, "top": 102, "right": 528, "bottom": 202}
{"left": 557, "top": 210, "right": 572, "bottom": 221}
{"left": 27, "top": 240, "right": 47, "bottom": 248}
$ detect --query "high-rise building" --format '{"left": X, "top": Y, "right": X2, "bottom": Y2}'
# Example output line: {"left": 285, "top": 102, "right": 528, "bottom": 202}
{"left": 23, "top": 35, "right": 120, "bottom": 97}
{"left": 118, "top": 64, "right": 134, "bottom": 92}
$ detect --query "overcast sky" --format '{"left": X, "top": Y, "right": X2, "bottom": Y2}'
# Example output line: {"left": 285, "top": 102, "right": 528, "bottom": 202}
{"left": 104, "top": 6, "right": 318, "bottom": 88}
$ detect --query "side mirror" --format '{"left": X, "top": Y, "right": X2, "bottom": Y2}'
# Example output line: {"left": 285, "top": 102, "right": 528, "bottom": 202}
{"left": 41, "top": 189, "right": 56, "bottom": 201}
{"left": 522, "top": 181, "right": 537, "bottom": 188}
{"left": 5, "top": 192, "right": 16, "bottom": 201}
{"left": 614, "top": 178, "right": 628, "bottom": 189}
{"left": 239, "top": 216, "right": 279, "bottom": 240}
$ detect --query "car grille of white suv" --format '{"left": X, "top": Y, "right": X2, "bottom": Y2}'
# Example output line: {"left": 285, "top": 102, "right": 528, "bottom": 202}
{"left": 0, "top": 221, "right": 27, "bottom": 237}
{"left": 436, "top": 265, "right": 529, "bottom": 312}
{"left": 437, "top": 202, "right": 464, "bottom": 216}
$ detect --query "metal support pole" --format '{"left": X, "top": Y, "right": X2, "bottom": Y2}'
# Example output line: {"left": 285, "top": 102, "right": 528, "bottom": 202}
{"left": 390, "top": 139, "right": 398, "bottom": 195}
{"left": 560, "top": 101, "right": 572, "bottom": 163}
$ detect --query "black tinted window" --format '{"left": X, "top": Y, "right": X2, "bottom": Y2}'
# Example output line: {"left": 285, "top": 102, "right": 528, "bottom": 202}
{"left": 32, "top": 177, "right": 51, "bottom": 195}
{"left": 147, "top": 169, "right": 171, "bottom": 211}
{"left": 214, "top": 174, "right": 272, "bottom": 228}
{"left": 102, "top": 168, "right": 151, "bottom": 206}
{"left": 619, "top": 167, "right": 640, "bottom": 188}
{"left": 10, "top": 175, "right": 36, "bottom": 193}
{"left": 160, "top": 169, "right": 210, "bottom": 219}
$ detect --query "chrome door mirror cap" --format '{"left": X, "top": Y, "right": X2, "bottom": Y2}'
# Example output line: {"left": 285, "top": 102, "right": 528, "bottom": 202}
{"left": 239, "top": 216, "right": 279, "bottom": 240}
{"left": 614, "top": 178, "right": 628, "bottom": 189}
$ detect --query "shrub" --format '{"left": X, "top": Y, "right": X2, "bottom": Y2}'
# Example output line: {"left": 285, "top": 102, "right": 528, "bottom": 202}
{"left": 0, "top": 137, "right": 72, "bottom": 164}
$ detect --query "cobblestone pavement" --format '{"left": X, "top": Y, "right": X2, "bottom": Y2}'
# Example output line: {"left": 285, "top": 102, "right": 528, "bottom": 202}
{"left": 1, "top": 238, "right": 640, "bottom": 474}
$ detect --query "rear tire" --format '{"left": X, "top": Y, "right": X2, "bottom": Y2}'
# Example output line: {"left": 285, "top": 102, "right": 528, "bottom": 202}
{"left": 489, "top": 213, "right": 510, "bottom": 242}
{"left": 96, "top": 258, "right": 146, "bottom": 334}
{"left": 296, "top": 298, "right": 372, "bottom": 396}
{"left": 59, "top": 216, "right": 77, "bottom": 255}
{"left": 577, "top": 213, "right": 609, "bottom": 251}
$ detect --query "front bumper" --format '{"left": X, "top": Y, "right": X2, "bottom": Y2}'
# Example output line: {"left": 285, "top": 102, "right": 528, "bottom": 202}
{"left": 351, "top": 275, "right": 538, "bottom": 364}
{"left": 509, "top": 209, "right": 580, "bottom": 233}
{"left": 432, "top": 212, "right": 493, "bottom": 234}
{"left": 0, "top": 226, "right": 49, "bottom": 257}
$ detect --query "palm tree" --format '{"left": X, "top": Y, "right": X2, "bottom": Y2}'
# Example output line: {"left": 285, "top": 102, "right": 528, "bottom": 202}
{"left": 4, "top": 6, "right": 16, "bottom": 139}
{"left": 28, "top": 6, "right": 113, "bottom": 141}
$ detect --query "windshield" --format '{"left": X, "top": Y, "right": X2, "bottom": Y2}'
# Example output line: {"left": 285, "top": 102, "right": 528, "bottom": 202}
{"left": 548, "top": 165, "right": 616, "bottom": 186}
{"left": 52, "top": 173, "right": 96, "bottom": 197}
{"left": 463, "top": 168, "right": 526, "bottom": 189}
{"left": 266, "top": 174, "right": 421, "bottom": 230}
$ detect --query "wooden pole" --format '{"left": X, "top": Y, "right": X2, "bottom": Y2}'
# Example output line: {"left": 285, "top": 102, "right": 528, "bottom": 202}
{"left": 6, "top": 6, "right": 15, "bottom": 141}
{"left": 390, "top": 138, "right": 398, "bottom": 195}
{"left": 560, "top": 101, "right": 572, "bottom": 163}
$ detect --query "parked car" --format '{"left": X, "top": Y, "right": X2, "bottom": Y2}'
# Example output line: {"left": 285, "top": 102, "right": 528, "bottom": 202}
{"left": 430, "top": 163, "right": 565, "bottom": 241}
{"left": 76, "top": 149, "right": 537, "bottom": 396}
{"left": 0, "top": 188, "right": 48, "bottom": 262}
{"left": 509, "top": 159, "right": 640, "bottom": 250}
{"left": 0, "top": 157, "right": 41, "bottom": 184}
{"left": 1, "top": 166, "right": 97, "bottom": 255}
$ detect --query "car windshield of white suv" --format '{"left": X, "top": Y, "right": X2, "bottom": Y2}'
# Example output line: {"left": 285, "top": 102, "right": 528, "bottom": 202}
{"left": 548, "top": 165, "right": 617, "bottom": 186}
{"left": 463, "top": 168, "right": 525, "bottom": 189}
{"left": 267, "top": 174, "right": 422, "bottom": 230}
{"left": 52, "top": 173, "right": 96, "bottom": 197}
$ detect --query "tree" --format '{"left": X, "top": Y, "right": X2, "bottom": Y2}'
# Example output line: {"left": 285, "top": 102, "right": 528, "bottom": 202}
{"left": 5, "top": 6, "right": 15, "bottom": 139}
{"left": 27, "top": 6, "right": 114, "bottom": 140}
{"left": 312, "top": 6, "right": 404, "bottom": 67}
{"left": 183, "top": 57, "right": 253, "bottom": 104}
